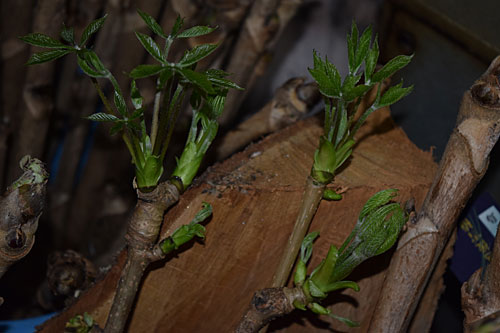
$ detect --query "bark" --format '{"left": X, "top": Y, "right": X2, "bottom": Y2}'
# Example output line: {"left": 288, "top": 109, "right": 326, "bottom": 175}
{"left": 0, "top": 157, "right": 48, "bottom": 282}
{"left": 236, "top": 287, "right": 306, "bottom": 333}
{"left": 104, "top": 181, "right": 179, "bottom": 333}
{"left": 408, "top": 230, "right": 457, "bottom": 333}
{"left": 462, "top": 211, "right": 500, "bottom": 330}
{"left": 216, "top": 77, "right": 319, "bottom": 160}
{"left": 369, "top": 56, "right": 500, "bottom": 332}
{"left": 37, "top": 249, "right": 96, "bottom": 311}
{"left": 8, "top": 0, "right": 66, "bottom": 181}
{"left": 271, "top": 176, "right": 325, "bottom": 287}
{"left": 220, "top": 0, "right": 297, "bottom": 127}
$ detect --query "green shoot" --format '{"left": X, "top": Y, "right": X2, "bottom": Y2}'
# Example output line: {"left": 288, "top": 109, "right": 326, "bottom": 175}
{"left": 159, "top": 202, "right": 212, "bottom": 254}
{"left": 308, "top": 22, "right": 412, "bottom": 186}
{"left": 21, "top": 11, "right": 242, "bottom": 191}
{"left": 293, "top": 189, "right": 408, "bottom": 326}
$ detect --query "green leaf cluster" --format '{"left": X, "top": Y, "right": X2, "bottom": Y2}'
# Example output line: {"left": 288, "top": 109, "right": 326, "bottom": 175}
{"left": 21, "top": 11, "right": 242, "bottom": 190}
{"left": 309, "top": 21, "right": 412, "bottom": 185}
{"left": 159, "top": 202, "right": 212, "bottom": 254}
{"left": 292, "top": 189, "right": 408, "bottom": 327}
{"left": 65, "top": 312, "right": 94, "bottom": 333}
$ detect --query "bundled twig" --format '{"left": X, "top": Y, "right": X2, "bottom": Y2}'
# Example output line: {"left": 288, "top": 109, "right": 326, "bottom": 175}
{"left": 369, "top": 55, "right": 500, "bottom": 332}
{"left": 219, "top": 0, "right": 303, "bottom": 127}
{"left": 0, "top": 156, "right": 48, "bottom": 304}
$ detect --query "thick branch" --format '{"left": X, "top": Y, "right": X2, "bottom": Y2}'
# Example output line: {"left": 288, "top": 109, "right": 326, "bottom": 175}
{"left": 220, "top": 0, "right": 301, "bottom": 127}
{"left": 462, "top": 207, "right": 500, "bottom": 329}
{"left": 0, "top": 156, "right": 48, "bottom": 279}
{"left": 369, "top": 56, "right": 500, "bottom": 332}
{"left": 235, "top": 287, "right": 306, "bottom": 333}
{"left": 104, "top": 181, "right": 179, "bottom": 333}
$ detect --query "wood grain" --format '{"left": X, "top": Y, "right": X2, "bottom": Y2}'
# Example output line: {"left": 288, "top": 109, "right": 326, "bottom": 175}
{"left": 38, "top": 108, "right": 436, "bottom": 332}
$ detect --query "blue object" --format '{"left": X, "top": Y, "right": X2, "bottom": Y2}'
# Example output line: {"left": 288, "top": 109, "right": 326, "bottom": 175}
{"left": 0, "top": 312, "right": 56, "bottom": 333}
{"left": 450, "top": 192, "right": 499, "bottom": 283}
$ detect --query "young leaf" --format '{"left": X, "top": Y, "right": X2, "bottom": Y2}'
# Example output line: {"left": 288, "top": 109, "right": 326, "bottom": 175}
{"left": 135, "top": 32, "right": 165, "bottom": 63}
{"left": 130, "top": 80, "right": 143, "bottom": 109}
{"left": 371, "top": 54, "right": 413, "bottom": 83}
{"left": 85, "top": 112, "right": 120, "bottom": 122}
{"left": 191, "top": 202, "right": 213, "bottom": 224}
{"left": 20, "top": 33, "right": 68, "bottom": 49}
{"left": 26, "top": 49, "right": 71, "bottom": 65}
{"left": 80, "top": 14, "right": 108, "bottom": 46}
{"left": 137, "top": 9, "right": 166, "bottom": 38}
{"left": 61, "top": 25, "right": 75, "bottom": 44}
{"left": 347, "top": 21, "right": 359, "bottom": 74}
{"left": 364, "top": 36, "right": 379, "bottom": 83}
{"left": 177, "top": 25, "right": 217, "bottom": 38}
{"left": 170, "top": 15, "right": 184, "bottom": 37}
{"left": 114, "top": 90, "right": 127, "bottom": 116}
{"left": 353, "top": 25, "right": 372, "bottom": 73}
{"left": 178, "top": 44, "right": 219, "bottom": 67}
{"left": 375, "top": 82, "right": 413, "bottom": 109}
{"left": 300, "top": 231, "right": 320, "bottom": 264}
{"left": 77, "top": 54, "right": 107, "bottom": 77}
{"left": 359, "top": 189, "right": 398, "bottom": 220}
{"left": 129, "top": 64, "right": 165, "bottom": 79}
{"left": 178, "top": 68, "right": 215, "bottom": 94}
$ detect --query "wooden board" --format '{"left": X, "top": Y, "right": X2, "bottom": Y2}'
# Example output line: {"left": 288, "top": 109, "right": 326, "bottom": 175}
{"left": 39, "top": 108, "right": 436, "bottom": 332}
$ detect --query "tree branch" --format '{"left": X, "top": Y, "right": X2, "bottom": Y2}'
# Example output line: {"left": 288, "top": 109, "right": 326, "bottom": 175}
{"left": 235, "top": 287, "right": 306, "bottom": 333}
{"left": 104, "top": 180, "right": 180, "bottom": 332}
{"left": 0, "top": 156, "right": 48, "bottom": 304}
{"left": 369, "top": 55, "right": 500, "bottom": 332}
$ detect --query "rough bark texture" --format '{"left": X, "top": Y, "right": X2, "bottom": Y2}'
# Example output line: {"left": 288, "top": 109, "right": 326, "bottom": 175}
{"left": 0, "top": 157, "right": 48, "bottom": 280}
{"left": 220, "top": 0, "right": 303, "bottom": 127}
{"left": 462, "top": 211, "right": 500, "bottom": 330}
{"left": 408, "top": 230, "right": 456, "bottom": 333}
{"left": 236, "top": 287, "right": 306, "bottom": 333}
{"left": 369, "top": 56, "right": 500, "bottom": 332}
{"left": 104, "top": 181, "right": 180, "bottom": 333}
{"left": 216, "top": 77, "right": 319, "bottom": 160}
{"left": 38, "top": 107, "right": 435, "bottom": 332}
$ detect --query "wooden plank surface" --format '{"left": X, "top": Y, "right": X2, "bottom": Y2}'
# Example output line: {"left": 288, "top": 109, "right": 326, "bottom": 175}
{"left": 39, "top": 108, "right": 436, "bottom": 332}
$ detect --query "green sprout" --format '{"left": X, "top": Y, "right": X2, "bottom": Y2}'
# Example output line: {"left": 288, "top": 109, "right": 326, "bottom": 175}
{"left": 20, "top": 10, "right": 242, "bottom": 191}
{"left": 309, "top": 22, "right": 413, "bottom": 190}
{"left": 159, "top": 202, "right": 212, "bottom": 254}
{"left": 293, "top": 189, "right": 408, "bottom": 327}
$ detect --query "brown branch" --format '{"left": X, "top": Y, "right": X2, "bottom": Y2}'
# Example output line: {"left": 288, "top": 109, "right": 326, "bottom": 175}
{"left": 220, "top": 0, "right": 301, "bottom": 127}
{"left": 235, "top": 287, "right": 306, "bottom": 333}
{"left": 462, "top": 209, "right": 500, "bottom": 329}
{"left": 104, "top": 180, "right": 180, "bottom": 333}
{"left": 216, "top": 77, "right": 319, "bottom": 160}
{"left": 369, "top": 56, "right": 500, "bottom": 332}
{"left": 0, "top": 156, "right": 48, "bottom": 295}
{"left": 271, "top": 176, "right": 325, "bottom": 287}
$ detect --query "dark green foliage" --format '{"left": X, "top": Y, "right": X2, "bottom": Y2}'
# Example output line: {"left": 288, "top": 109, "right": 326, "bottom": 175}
{"left": 21, "top": 10, "right": 242, "bottom": 190}
{"left": 308, "top": 22, "right": 412, "bottom": 186}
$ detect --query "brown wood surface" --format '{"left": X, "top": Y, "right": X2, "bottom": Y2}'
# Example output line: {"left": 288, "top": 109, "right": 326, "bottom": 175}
{"left": 39, "top": 108, "right": 436, "bottom": 332}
